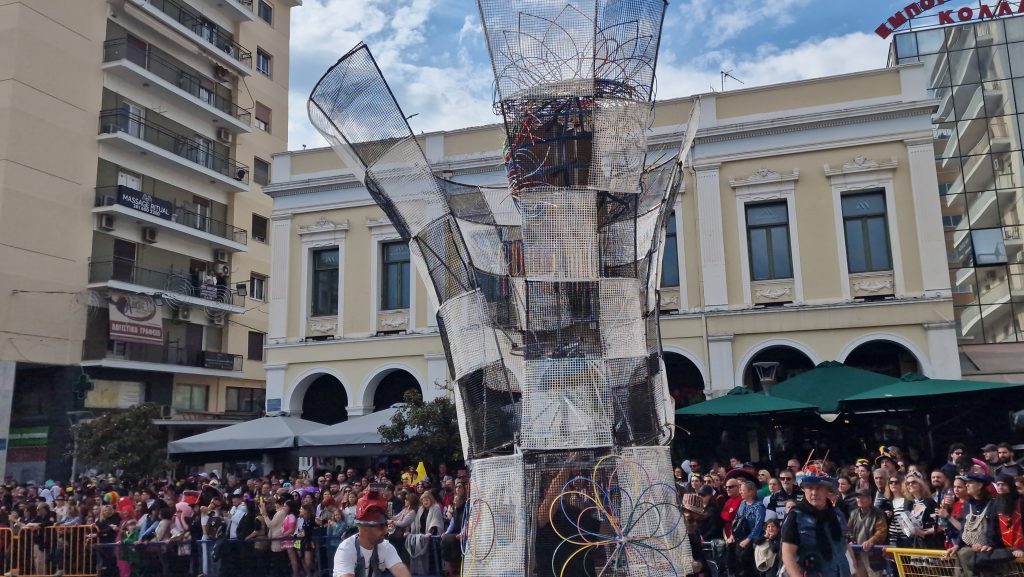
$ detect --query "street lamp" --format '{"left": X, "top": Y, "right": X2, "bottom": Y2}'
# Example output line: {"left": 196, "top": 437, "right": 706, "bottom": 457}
{"left": 753, "top": 361, "right": 780, "bottom": 395}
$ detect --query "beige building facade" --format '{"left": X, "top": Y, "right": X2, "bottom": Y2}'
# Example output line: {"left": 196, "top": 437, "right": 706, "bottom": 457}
{"left": 264, "top": 63, "right": 961, "bottom": 429}
{"left": 0, "top": 0, "right": 297, "bottom": 481}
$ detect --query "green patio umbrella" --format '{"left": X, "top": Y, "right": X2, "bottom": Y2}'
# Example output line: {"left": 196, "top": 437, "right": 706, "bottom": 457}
{"left": 841, "top": 373, "right": 1024, "bottom": 404}
{"left": 770, "top": 361, "right": 897, "bottom": 412}
{"left": 676, "top": 386, "right": 818, "bottom": 417}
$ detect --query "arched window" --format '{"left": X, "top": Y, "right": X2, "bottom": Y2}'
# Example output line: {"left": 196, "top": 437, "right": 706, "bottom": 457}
{"left": 372, "top": 370, "right": 421, "bottom": 412}
{"left": 301, "top": 374, "right": 348, "bottom": 424}
{"left": 663, "top": 352, "right": 705, "bottom": 408}
{"left": 844, "top": 340, "right": 920, "bottom": 377}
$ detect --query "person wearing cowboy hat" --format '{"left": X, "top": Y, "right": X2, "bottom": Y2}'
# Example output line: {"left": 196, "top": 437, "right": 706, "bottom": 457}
{"left": 332, "top": 490, "right": 411, "bottom": 577}
{"left": 780, "top": 466, "right": 854, "bottom": 577}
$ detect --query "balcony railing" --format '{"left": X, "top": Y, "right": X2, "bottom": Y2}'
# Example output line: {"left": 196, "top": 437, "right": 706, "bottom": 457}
{"left": 82, "top": 339, "right": 243, "bottom": 371}
{"left": 99, "top": 109, "right": 250, "bottom": 184}
{"left": 95, "top": 186, "right": 247, "bottom": 245}
{"left": 88, "top": 257, "right": 245, "bottom": 308}
{"left": 141, "top": 0, "right": 252, "bottom": 67}
{"left": 103, "top": 39, "right": 251, "bottom": 124}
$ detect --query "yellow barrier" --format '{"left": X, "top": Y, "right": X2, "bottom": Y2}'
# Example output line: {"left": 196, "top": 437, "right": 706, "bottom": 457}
{"left": 0, "top": 525, "right": 97, "bottom": 577}
{"left": 887, "top": 547, "right": 1024, "bottom": 577}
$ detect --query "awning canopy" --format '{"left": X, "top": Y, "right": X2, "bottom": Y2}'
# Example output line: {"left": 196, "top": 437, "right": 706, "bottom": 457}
{"left": 296, "top": 407, "right": 401, "bottom": 454}
{"left": 168, "top": 416, "right": 323, "bottom": 454}
{"left": 676, "top": 386, "right": 817, "bottom": 416}
{"left": 842, "top": 373, "right": 1024, "bottom": 404}
{"left": 771, "top": 361, "right": 897, "bottom": 412}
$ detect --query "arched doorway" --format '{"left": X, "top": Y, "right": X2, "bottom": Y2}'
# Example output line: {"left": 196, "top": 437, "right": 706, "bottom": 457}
{"left": 372, "top": 369, "right": 421, "bottom": 412}
{"left": 742, "top": 346, "right": 815, "bottom": 391}
{"left": 844, "top": 340, "right": 920, "bottom": 377}
{"left": 301, "top": 374, "right": 348, "bottom": 424}
{"left": 663, "top": 352, "right": 706, "bottom": 408}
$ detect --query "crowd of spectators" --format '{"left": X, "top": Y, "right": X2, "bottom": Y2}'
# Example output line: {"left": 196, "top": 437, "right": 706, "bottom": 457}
{"left": 3, "top": 440, "right": 1024, "bottom": 577}
{"left": 674, "top": 441, "right": 1024, "bottom": 577}
{"left": 0, "top": 463, "right": 468, "bottom": 577}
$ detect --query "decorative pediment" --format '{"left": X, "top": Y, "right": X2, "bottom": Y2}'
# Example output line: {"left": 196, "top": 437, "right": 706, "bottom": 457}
{"left": 729, "top": 168, "right": 800, "bottom": 190}
{"left": 298, "top": 217, "right": 349, "bottom": 236}
{"left": 824, "top": 156, "right": 898, "bottom": 176}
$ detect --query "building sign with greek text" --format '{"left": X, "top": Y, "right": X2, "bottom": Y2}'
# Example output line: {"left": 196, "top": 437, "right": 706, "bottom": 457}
{"left": 876, "top": 0, "right": 1024, "bottom": 39}
{"left": 109, "top": 291, "right": 163, "bottom": 344}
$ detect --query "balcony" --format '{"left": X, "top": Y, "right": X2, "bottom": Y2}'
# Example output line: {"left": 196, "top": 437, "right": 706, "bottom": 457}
{"left": 82, "top": 339, "right": 243, "bottom": 376}
{"left": 98, "top": 109, "right": 250, "bottom": 192}
{"left": 102, "top": 39, "right": 251, "bottom": 133}
{"left": 88, "top": 257, "right": 245, "bottom": 314}
{"left": 94, "top": 186, "right": 248, "bottom": 252}
{"left": 201, "top": 0, "right": 256, "bottom": 24}
{"left": 126, "top": 0, "right": 253, "bottom": 75}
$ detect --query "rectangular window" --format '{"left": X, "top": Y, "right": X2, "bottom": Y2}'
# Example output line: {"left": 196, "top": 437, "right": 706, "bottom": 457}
{"left": 661, "top": 211, "right": 679, "bottom": 287}
{"left": 247, "top": 330, "right": 265, "bottom": 361}
{"left": 256, "top": 48, "right": 272, "bottom": 77}
{"left": 254, "top": 157, "right": 270, "bottom": 186}
{"left": 249, "top": 273, "right": 267, "bottom": 301}
{"left": 172, "top": 384, "right": 208, "bottom": 411}
{"left": 252, "top": 214, "right": 268, "bottom": 243}
{"left": 226, "top": 386, "right": 266, "bottom": 413}
{"left": 841, "top": 192, "right": 892, "bottom": 274}
{"left": 311, "top": 247, "right": 339, "bottom": 316}
{"left": 746, "top": 202, "right": 793, "bottom": 281}
{"left": 257, "top": 0, "right": 273, "bottom": 25}
{"left": 381, "top": 241, "right": 410, "bottom": 309}
{"left": 254, "top": 102, "right": 271, "bottom": 132}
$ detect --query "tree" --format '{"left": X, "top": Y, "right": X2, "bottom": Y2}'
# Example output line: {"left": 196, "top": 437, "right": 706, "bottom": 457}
{"left": 378, "top": 388, "right": 463, "bottom": 468}
{"left": 72, "top": 403, "right": 168, "bottom": 482}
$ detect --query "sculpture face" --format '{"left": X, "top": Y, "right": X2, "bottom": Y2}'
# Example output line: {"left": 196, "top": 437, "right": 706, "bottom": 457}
{"left": 309, "top": 1, "right": 696, "bottom": 574}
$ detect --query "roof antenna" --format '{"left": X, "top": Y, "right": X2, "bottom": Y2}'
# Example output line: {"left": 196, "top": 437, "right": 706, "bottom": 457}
{"left": 721, "top": 70, "right": 745, "bottom": 92}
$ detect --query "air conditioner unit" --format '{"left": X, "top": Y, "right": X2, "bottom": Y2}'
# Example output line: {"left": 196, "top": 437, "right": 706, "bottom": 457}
{"left": 142, "top": 227, "right": 158, "bottom": 244}
{"left": 214, "top": 262, "right": 230, "bottom": 276}
{"left": 234, "top": 167, "right": 248, "bottom": 182}
{"left": 213, "top": 65, "right": 230, "bottom": 81}
{"left": 214, "top": 249, "right": 228, "bottom": 263}
{"left": 216, "top": 127, "right": 232, "bottom": 143}
{"left": 101, "top": 195, "right": 117, "bottom": 207}
{"left": 175, "top": 307, "right": 191, "bottom": 321}
{"left": 159, "top": 405, "right": 173, "bottom": 419}
{"left": 212, "top": 315, "right": 226, "bottom": 327}
{"left": 97, "top": 214, "right": 115, "bottom": 231}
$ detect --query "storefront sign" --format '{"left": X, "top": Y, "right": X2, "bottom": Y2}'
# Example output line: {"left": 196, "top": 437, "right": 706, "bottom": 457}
{"left": 109, "top": 291, "right": 163, "bottom": 345}
{"left": 202, "top": 351, "right": 237, "bottom": 370}
{"left": 85, "top": 379, "right": 143, "bottom": 409}
{"left": 118, "top": 187, "right": 173, "bottom": 220}
{"left": 9, "top": 426, "right": 47, "bottom": 448}
{"left": 877, "top": 0, "right": 1024, "bottom": 38}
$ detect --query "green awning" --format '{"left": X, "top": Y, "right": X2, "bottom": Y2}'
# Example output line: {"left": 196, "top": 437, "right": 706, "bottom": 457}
{"left": 770, "top": 361, "right": 897, "bottom": 412}
{"left": 676, "top": 386, "right": 817, "bottom": 416}
{"left": 841, "top": 373, "right": 1024, "bottom": 403}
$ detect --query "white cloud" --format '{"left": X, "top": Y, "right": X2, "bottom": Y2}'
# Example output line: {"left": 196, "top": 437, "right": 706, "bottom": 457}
{"left": 655, "top": 32, "right": 890, "bottom": 100}
{"left": 677, "top": 0, "right": 813, "bottom": 48}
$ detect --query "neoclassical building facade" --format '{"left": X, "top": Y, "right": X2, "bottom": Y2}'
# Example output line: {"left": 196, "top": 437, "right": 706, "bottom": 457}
{"left": 262, "top": 63, "right": 960, "bottom": 425}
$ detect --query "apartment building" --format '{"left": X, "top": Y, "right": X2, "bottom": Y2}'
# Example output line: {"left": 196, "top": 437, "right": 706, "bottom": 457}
{"left": 0, "top": 0, "right": 297, "bottom": 481}
{"left": 892, "top": 14, "right": 1024, "bottom": 382}
{"left": 262, "top": 63, "right": 960, "bottom": 453}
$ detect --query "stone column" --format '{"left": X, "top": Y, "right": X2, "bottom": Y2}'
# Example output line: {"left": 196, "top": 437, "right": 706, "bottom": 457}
{"left": 707, "top": 334, "right": 735, "bottom": 395}
{"left": 696, "top": 163, "right": 728, "bottom": 309}
{"left": 906, "top": 137, "right": 952, "bottom": 298}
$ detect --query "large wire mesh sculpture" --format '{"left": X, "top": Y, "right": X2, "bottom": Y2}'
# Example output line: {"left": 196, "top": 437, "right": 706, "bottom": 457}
{"left": 308, "top": 1, "right": 699, "bottom": 575}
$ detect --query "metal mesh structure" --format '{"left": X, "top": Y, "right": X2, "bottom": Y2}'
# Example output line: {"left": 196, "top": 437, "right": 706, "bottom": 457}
{"left": 307, "top": 0, "right": 696, "bottom": 573}
{"left": 464, "top": 454, "right": 527, "bottom": 577}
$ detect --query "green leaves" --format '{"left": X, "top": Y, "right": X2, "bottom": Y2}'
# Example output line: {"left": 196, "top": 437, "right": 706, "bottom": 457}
{"left": 72, "top": 403, "right": 169, "bottom": 481}
{"left": 377, "top": 388, "right": 463, "bottom": 469}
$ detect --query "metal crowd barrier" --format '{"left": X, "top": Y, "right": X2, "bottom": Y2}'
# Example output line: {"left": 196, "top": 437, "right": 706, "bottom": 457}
{"left": 0, "top": 525, "right": 98, "bottom": 577}
{"left": 87, "top": 534, "right": 446, "bottom": 577}
{"left": 887, "top": 547, "right": 1024, "bottom": 577}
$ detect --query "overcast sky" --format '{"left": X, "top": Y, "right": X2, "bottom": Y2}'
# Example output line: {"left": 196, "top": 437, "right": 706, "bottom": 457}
{"left": 284, "top": 0, "right": 961, "bottom": 150}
